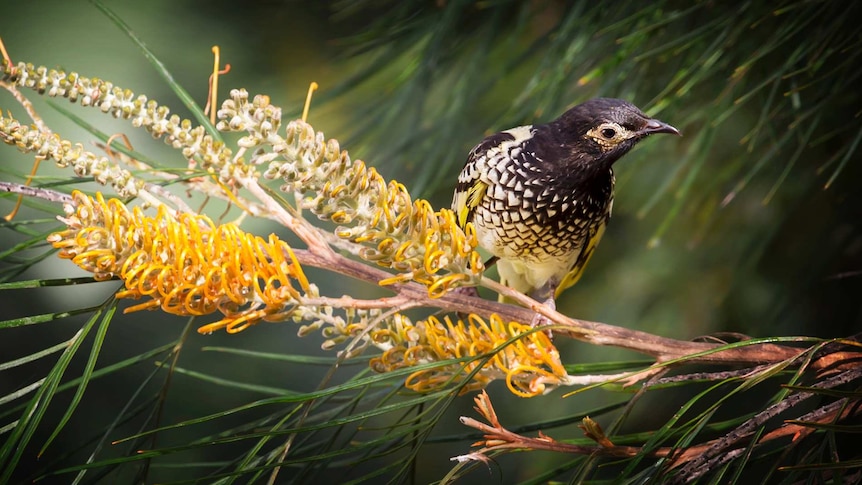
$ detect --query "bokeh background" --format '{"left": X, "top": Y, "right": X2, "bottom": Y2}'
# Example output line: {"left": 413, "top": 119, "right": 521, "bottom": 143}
{"left": 1, "top": 1, "right": 860, "bottom": 483}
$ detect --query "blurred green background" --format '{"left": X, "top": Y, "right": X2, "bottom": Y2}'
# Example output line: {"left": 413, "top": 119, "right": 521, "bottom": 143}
{"left": 1, "top": 0, "right": 860, "bottom": 483}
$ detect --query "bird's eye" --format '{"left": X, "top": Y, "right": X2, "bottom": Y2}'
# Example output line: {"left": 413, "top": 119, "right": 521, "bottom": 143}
{"left": 587, "top": 123, "right": 626, "bottom": 146}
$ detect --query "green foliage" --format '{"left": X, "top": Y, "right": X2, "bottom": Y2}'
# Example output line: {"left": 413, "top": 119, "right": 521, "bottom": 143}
{"left": 1, "top": 1, "right": 861, "bottom": 484}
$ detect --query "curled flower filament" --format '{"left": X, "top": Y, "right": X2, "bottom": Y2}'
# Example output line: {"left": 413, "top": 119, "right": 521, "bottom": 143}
{"left": 370, "top": 314, "right": 568, "bottom": 397}
{"left": 48, "top": 191, "right": 309, "bottom": 333}
{"left": 254, "top": 116, "right": 484, "bottom": 297}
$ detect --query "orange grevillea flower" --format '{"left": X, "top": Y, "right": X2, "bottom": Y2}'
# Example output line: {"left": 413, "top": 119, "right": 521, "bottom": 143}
{"left": 370, "top": 314, "right": 568, "bottom": 398}
{"left": 47, "top": 191, "right": 309, "bottom": 334}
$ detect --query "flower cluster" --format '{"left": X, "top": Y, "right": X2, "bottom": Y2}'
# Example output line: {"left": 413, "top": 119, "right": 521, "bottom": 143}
{"left": 5, "top": 60, "right": 566, "bottom": 396}
{"left": 370, "top": 314, "right": 568, "bottom": 397}
{"left": 0, "top": 60, "right": 246, "bottom": 195}
{"left": 217, "top": 90, "right": 484, "bottom": 297}
{"left": 47, "top": 191, "right": 310, "bottom": 333}
{"left": 0, "top": 109, "right": 140, "bottom": 198}
{"left": 46, "top": 190, "right": 567, "bottom": 395}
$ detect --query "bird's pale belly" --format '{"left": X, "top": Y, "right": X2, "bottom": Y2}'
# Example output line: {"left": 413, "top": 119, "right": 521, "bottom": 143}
{"left": 472, "top": 203, "right": 589, "bottom": 260}
{"left": 472, "top": 207, "right": 586, "bottom": 293}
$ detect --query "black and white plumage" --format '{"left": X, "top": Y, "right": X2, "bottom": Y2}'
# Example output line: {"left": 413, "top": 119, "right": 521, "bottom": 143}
{"left": 452, "top": 98, "right": 679, "bottom": 315}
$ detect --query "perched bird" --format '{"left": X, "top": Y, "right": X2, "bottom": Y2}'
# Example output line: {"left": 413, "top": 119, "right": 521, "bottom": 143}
{"left": 452, "top": 98, "right": 679, "bottom": 324}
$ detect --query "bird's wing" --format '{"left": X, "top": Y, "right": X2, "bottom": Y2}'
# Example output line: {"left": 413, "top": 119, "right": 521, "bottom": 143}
{"left": 452, "top": 126, "right": 532, "bottom": 227}
{"left": 555, "top": 219, "right": 606, "bottom": 297}
{"left": 452, "top": 130, "right": 521, "bottom": 228}
{"left": 453, "top": 180, "right": 487, "bottom": 228}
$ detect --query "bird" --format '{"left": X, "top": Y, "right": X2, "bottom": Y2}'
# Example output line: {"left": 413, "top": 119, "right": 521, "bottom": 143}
{"left": 452, "top": 98, "right": 679, "bottom": 327}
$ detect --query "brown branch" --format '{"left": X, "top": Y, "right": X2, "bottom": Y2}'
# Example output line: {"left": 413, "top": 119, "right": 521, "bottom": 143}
{"left": 1, "top": 80, "right": 49, "bottom": 132}
{"left": 670, "top": 365, "right": 862, "bottom": 483}
{"left": 0, "top": 181, "right": 72, "bottom": 204}
{"left": 291, "top": 248, "right": 856, "bottom": 371}
{"left": 458, "top": 375, "right": 862, "bottom": 482}
{"left": 761, "top": 397, "right": 862, "bottom": 444}
{"left": 455, "top": 390, "right": 673, "bottom": 461}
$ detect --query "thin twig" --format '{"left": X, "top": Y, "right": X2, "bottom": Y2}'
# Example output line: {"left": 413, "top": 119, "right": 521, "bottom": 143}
{"left": 0, "top": 80, "right": 49, "bottom": 132}
{"left": 0, "top": 181, "right": 72, "bottom": 204}
{"left": 671, "top": 365, "right": 862, "bottom": 482}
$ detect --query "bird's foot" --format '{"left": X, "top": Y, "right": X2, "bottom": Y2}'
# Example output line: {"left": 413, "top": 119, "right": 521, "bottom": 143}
{"left": 529, "top": 298, "right": 556, "bottom": 340}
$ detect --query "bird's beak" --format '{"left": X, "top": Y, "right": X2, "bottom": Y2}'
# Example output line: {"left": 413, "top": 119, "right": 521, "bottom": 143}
{"left": 640, "top": 119, "right": 681, "bottom": 137}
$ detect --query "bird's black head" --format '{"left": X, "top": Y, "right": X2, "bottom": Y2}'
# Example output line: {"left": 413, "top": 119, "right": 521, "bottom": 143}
{"left": 552, "top": 97, "right": 679, "bottom": 168}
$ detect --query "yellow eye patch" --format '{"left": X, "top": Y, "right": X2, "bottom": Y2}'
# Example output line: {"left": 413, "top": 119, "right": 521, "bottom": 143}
{"left": 586, "top": 122, "right": 631, "bottom": 149}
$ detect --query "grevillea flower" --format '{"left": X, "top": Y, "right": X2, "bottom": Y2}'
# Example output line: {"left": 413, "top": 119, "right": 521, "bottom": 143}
{"left": 217, "top": 90, "right": 485, "bottom": 298}
{"left": 47, "top": 191, "right": 310, "bottom": 333}
{"left": 47, "top": 192, "right": 568, "bottom": 396}
{"left": 5, "top": 60, "right": 568, "bottom": 396}
{"left": 1, "top": 61, "right": 486, "bottom": 299}
{"left": 0, "top": 60, "right": 240, "bottom": 197}
{"left": 370, "top": 314, "right": 568, "bottom": 397}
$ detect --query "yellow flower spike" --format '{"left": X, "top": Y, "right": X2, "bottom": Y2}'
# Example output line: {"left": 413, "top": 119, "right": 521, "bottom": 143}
{"left": 405, "top": 371, "right": 449, "bottom": 394}
{"left": 381, "top": 346, "right": 406, "bottom": 368}
{"left": 73, "top": 231, "right": 92, "bottom": 251}
{"left": 251, "top": 273, "right": 274, "bottom": 306}
{"left": 49, "top": 191, "right": 309, "bottom": 334}
{"left": 467, "top": 312, "right": 491, "bottom": 336}
{"left": 348, "top": 161, "right": 367, "bottom": 188}
{"left": 390, "top": 181, "right": 408, "bottom": 197}
{"left": 382, "top": 192, "right": 396, "bottom": 226}
{"left": 161, "top": 285, "right": 189, "bottom": 314}
{"left": 539, "top": 344, "right": 567, "bottom": 377}
{"left": 69, "top": 246, "right": 107, "bottom": 268}
{"left": 422, "top": 317, "right": 448, "bottom": 356}
{"left": 263, "top": 307, "right": 295, "bottom": 323}
{"left": 132, "top": 265, "right": 161, "bottom": 296}
{"left": 403, "top": 372, "right": 427, "bottom": 392}
{"left": 367, "top": 311, "right": 568, "bottom": 397}
{"left": 109, "top": 208, "right": 127, "bottom": 246}
{"left": 202, "top": 266, "right": 231, "bottom": 304}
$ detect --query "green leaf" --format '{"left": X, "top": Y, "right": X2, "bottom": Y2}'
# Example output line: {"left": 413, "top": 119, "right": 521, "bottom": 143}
{"left": 40, "top": 300, "right": 118, "bottom": 456}
{"left": 90, "top": 0, "right": 221, "bottom": 141}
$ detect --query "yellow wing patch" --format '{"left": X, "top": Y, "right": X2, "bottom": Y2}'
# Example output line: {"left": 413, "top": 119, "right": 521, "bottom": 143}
{"left": 556, "top": 220, "right": 606, "bottom": 297}
{"left": 454, "top": 180, "right": 488, "bottom": 228}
